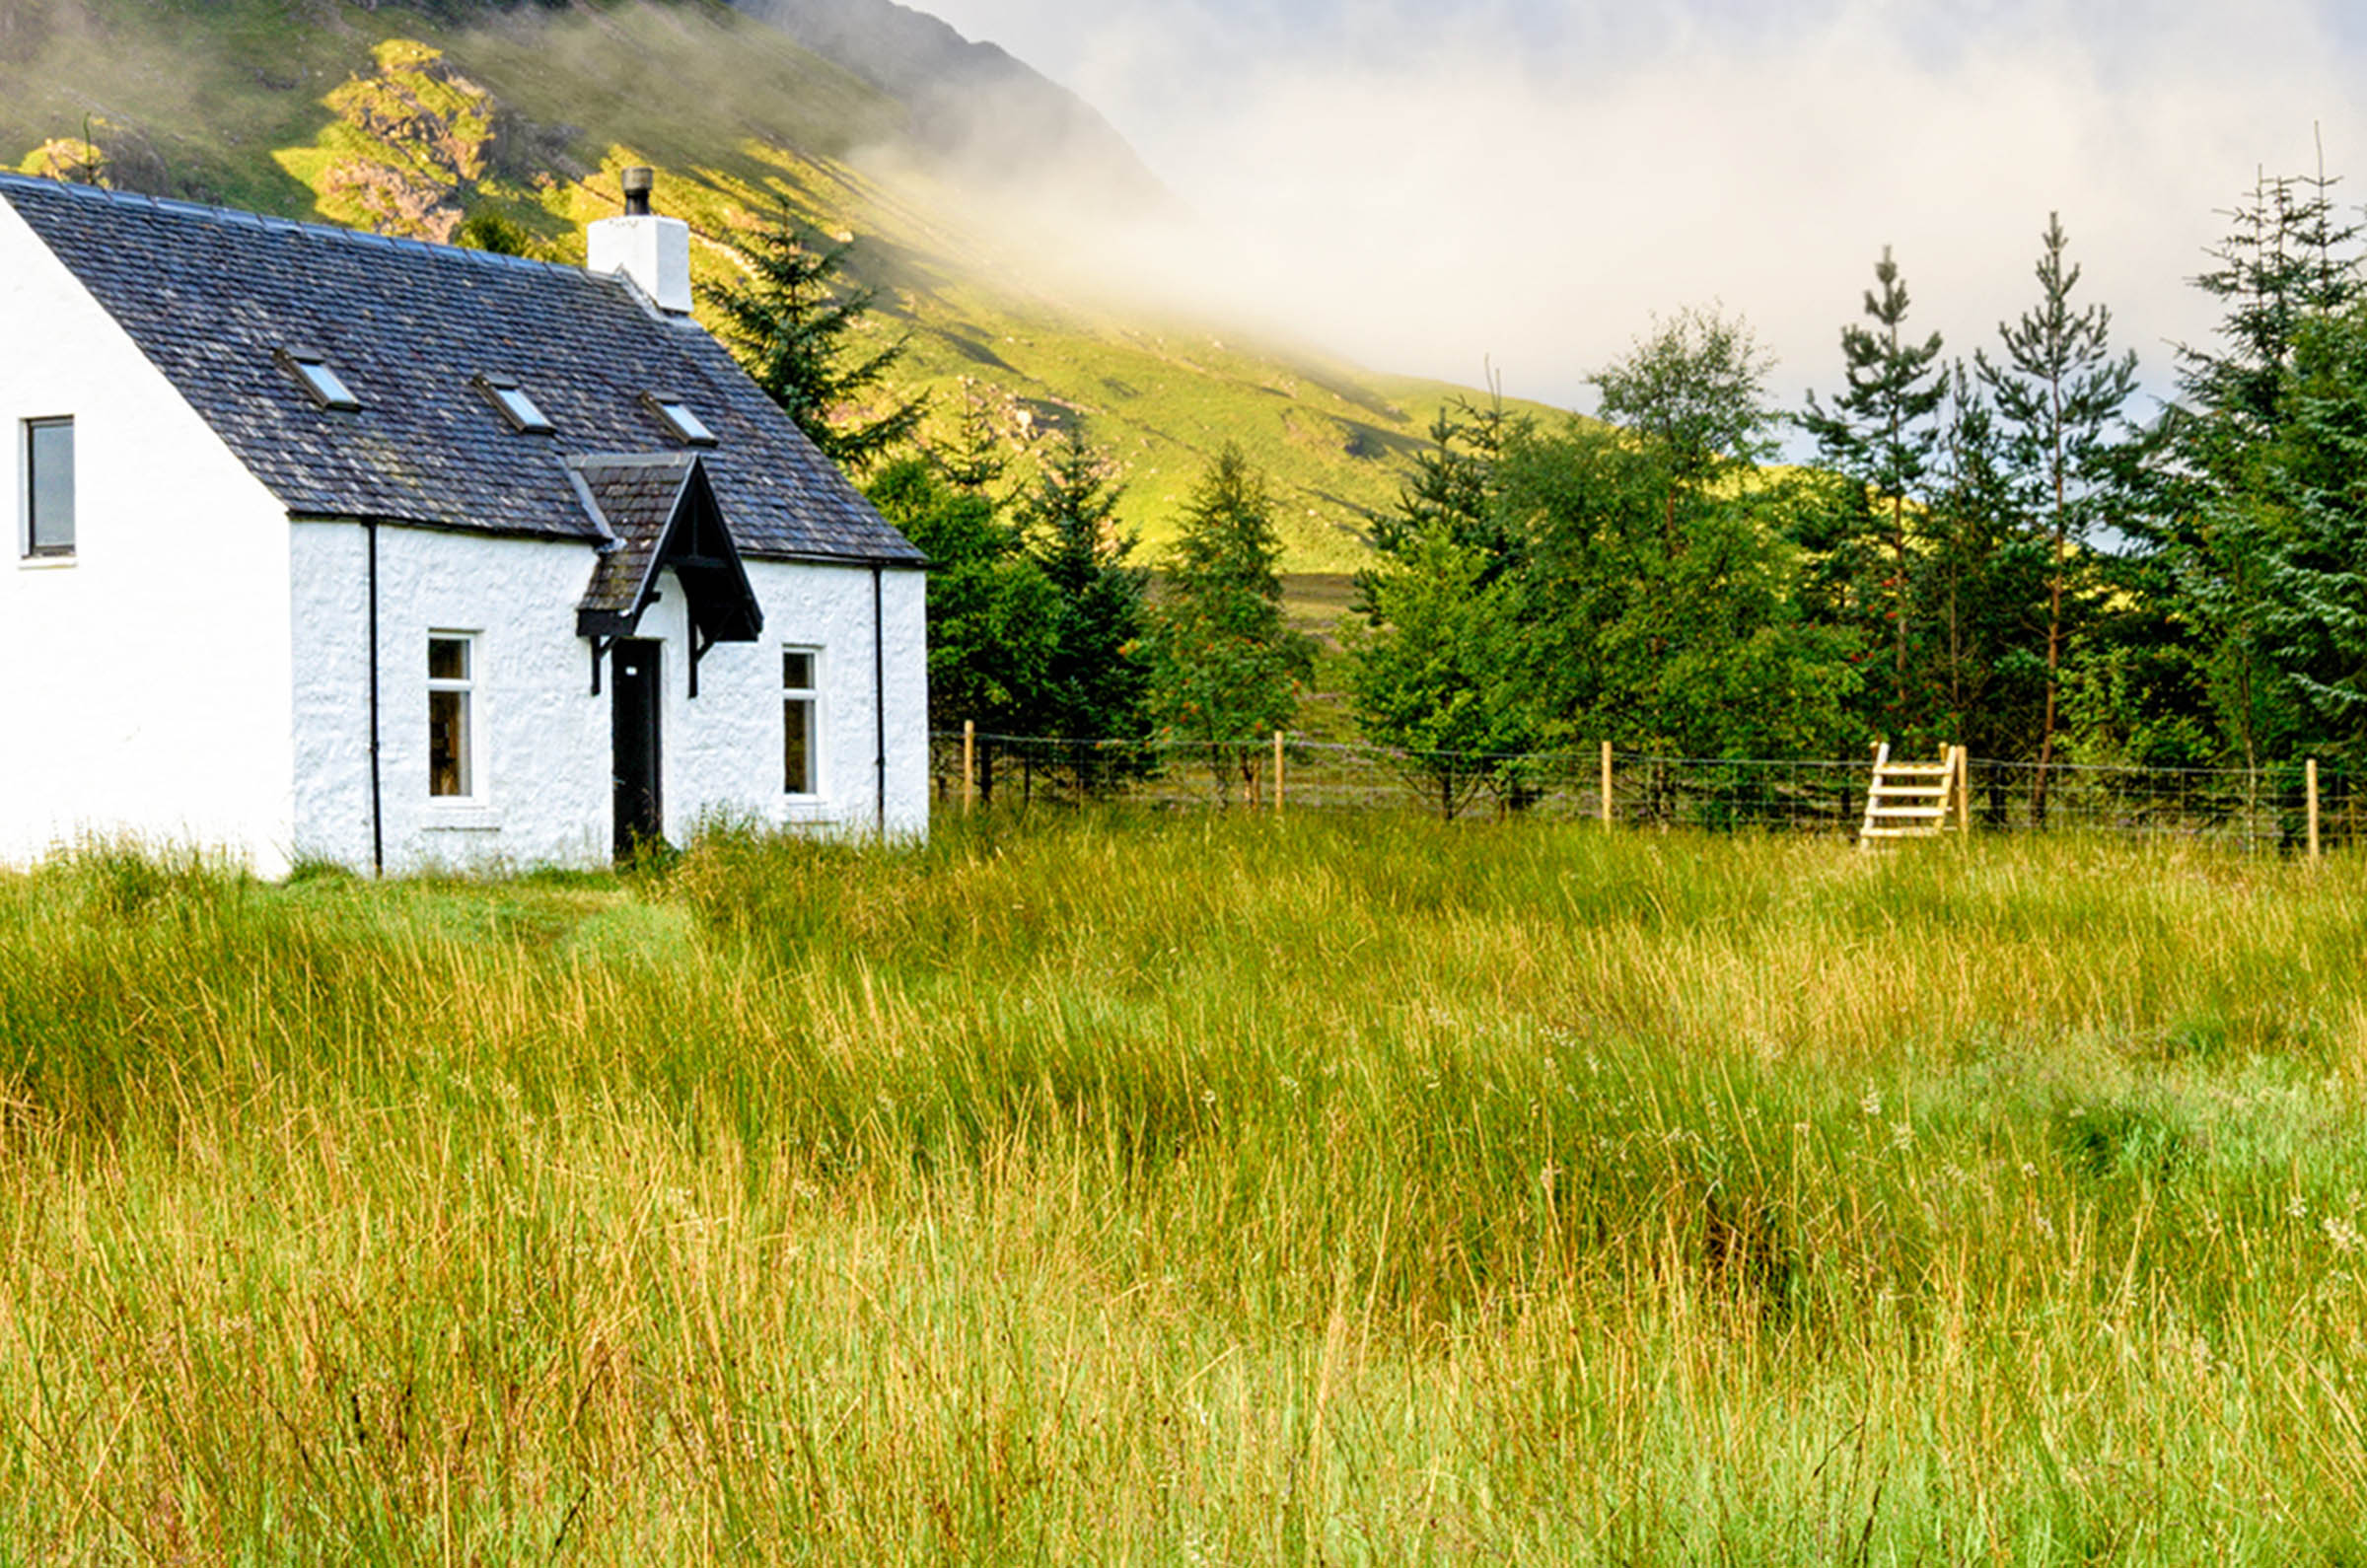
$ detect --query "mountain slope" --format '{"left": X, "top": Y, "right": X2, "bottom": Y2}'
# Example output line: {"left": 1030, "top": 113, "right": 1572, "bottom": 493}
{"left": 727, "top": 0, "right": 1164, "bottom": 213}
{"left": 0, "top": 0, "right": 1562, "bottom": 569}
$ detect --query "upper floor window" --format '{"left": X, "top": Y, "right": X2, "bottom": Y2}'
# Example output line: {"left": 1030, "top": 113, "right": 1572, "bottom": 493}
{"left": 23, "top": 417, "right": 74, "bottom": 557}
{"left": 428, "top": 634, "right": 477, "bottom": 799}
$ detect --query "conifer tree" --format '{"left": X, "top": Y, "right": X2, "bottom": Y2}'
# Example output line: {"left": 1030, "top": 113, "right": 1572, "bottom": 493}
{"left": 1144, "top": 445, "right": 1314, "bottom": 802}
{"left": 2143, "top": 165, "right": 2364, "bottom": 774}
{"left": 704, "top": 211, "right": 925, "bottom": 470}
{"left": 1799, "top": 247, "right": 1948, "bottom": 732}
{"left": 2180, "top": 167, "right": 2362, "bottom": 436}
{"left": 1019, "top": 421, "right": 1151, "bottom": 760}
{"left": 1977, "top": 213, "right": 2141, "bottom": 820}
{"left": 1371, "top": 386, "right": 1527, "bottom": 575}
{"left": 867, "top": 456, "right": 1055, "bottom": 739}
{"left": 936, "top": 383, "right": 1013, "bottom": 499}
{"left": 1923, "top": 363, "right": 2049, "bottom": 783}
{"left": 2253, "top": 307, "right": 2367, "bottom": 773}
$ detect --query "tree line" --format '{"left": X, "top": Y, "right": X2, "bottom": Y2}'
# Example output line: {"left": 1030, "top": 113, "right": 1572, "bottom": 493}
{"left": 705, "top": 213, "right": 1311, "bottom": 798}
{"left": 709, "top": 166, "right": 2367, "bottom": 816}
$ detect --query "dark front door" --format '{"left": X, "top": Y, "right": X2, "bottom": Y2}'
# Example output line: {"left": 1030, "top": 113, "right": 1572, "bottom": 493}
{"left": 611, "top": 639, "right": 663, "bottom": 859}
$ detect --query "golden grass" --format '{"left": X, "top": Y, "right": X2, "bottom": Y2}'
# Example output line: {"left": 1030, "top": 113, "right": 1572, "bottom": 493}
{"left": 2, "top": 820, "right": 2365, "bottom": 1561}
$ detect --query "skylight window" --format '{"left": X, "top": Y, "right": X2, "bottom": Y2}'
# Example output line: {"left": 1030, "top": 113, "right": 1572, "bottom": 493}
{"left": 652, "top": 397, "right": 718, "bottom": 447}
{"left": 286, "top": 351, "right": 360, "bottom": 411}
{"left": 477, "top": 374, "right": 555, "bottom": 435}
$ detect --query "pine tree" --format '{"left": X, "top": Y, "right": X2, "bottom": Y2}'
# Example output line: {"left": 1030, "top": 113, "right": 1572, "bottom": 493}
{"left": 1977, "top": 213, "right": 2141, "bottom": 820}
{"left": 1144, "top": 445, "right": 1314, "bottom": 802}
{"left": 1799, "top": 247, "right": 1948, "bottom": 732}
{"left": 2255, "top": 307, "right": 2367, "bottom": 774}
{"left": 1371, "top": 385, "right": 1528, "bottom": 574}
{"left": 1019, "top": 421, "right": 1151, "bottom": 762}
{"left": 703, "top": 210, "right": 924, "bottom": 470}
{"left": 2143, "top": 165, "right": 2365, "bottom": 775}
{"left": 1923, "top": 363, "right": 2049, "bottom": 784}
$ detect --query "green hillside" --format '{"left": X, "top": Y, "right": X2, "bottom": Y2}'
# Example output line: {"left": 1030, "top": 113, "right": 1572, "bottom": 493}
{"left": 0, "top": 0, "right": 1563, "bottom": 570}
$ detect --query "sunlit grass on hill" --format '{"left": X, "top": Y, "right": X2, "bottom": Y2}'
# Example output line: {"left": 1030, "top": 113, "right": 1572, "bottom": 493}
{"left": 2, "top": 0, "right": 1570, "bottom": 573}
{"left": 4, "top": 819, "right": 2365, "bottom": 1560}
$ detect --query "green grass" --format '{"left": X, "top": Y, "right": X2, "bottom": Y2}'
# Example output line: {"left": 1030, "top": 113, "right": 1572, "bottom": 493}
{"left": 5, "top": 819, "right": 2367, "bottom": 1560}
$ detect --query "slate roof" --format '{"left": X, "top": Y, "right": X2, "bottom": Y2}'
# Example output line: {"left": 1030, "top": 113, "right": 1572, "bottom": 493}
{"left": 0, "top": 172, "right": 924, "bottom": 566}
{"left": 573, "top": 455, "right": 695, "bottom": 621}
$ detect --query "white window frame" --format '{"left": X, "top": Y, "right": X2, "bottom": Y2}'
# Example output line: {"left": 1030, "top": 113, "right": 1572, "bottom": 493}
{"left": 783, "top": 646, "right": 823, "bottom": 798}
{"left": 21, "top": 415, "right": 75, "bottom": 562}
{"left": 652, "top": 396, "right": 718, "bottom": 447}
{"left": 427, "top": 631, "right": 482, "bottom": 803}
{"left": 293, "top": 357, "right": 361, "bottom": 411}
{"left": 477, "top": 374, "right": 555, "bottom": 435}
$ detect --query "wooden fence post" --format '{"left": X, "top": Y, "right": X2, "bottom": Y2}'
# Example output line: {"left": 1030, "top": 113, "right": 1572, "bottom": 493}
{"left": 1273, "top": 732, "right": 1286, "bottom": 816}
{"left": 1601, "top": 741, "right": 1614, "bottom": 828}
{"left": 2308, "top": 756, "right": 2322, "bottom": 860}
{"left": 1954, "top": 745, "right": 1972, "bottom": 835}
{"left": 963, "top": 720, "right": 975, "bottom": 815}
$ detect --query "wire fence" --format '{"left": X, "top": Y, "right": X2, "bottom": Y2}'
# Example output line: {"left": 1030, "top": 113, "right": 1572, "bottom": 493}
{"left": 930, "top": 730, "right": 2359, "bottom": 850}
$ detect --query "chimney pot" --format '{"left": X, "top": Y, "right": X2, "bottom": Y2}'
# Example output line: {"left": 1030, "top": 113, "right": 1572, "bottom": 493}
{"left": 621, "top": 165, "right": 654, "bottom": 217}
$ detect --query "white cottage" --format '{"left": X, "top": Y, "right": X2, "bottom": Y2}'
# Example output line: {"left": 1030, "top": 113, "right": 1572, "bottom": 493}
{"left": 0, "top": 169, "right": 929, "bottom": 876}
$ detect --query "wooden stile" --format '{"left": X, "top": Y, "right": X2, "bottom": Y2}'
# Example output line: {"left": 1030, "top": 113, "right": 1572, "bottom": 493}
{"left": 1859, "top": 743, "right": 1971, "bottom": 848}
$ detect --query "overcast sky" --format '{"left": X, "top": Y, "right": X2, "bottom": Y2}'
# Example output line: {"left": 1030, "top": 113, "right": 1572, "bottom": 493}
{"left": 916, "top": 0, "right": 2367, "bottom": 430}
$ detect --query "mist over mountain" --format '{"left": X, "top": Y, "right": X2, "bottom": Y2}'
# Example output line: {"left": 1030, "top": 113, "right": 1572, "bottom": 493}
{"left": 728, "top": 0, "right": 1165, "bottom": 212}
{"left": 0, "top": 0, "right": 1517, "bottom": 569}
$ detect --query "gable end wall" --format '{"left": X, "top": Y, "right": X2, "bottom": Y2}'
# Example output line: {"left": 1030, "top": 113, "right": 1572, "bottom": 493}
{"left": 0, "top": 197, "right": 297, "bottom": 873}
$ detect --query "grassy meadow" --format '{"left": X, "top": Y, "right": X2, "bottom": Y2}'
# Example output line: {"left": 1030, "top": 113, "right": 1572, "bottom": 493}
{"left": 4, "top": 816, "right": 2367, "bottom": 1561}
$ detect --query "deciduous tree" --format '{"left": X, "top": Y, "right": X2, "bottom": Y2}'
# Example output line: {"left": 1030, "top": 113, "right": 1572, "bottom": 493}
{"left": 1345, "top": 528, "right": 1542, "bottom": 817}
{"left": 1592, "top": 304, "right": 1778, "bottom": 548}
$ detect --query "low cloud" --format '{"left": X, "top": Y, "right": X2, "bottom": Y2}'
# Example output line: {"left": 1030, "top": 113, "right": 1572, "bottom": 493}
{"left": 916, "top": 0, "right": 2367, "bottom": 433}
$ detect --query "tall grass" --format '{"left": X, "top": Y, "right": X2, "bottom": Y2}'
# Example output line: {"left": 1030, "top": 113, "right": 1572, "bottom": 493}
{"left": 3, "top": 819, "right": 2365, "bottom": 1561}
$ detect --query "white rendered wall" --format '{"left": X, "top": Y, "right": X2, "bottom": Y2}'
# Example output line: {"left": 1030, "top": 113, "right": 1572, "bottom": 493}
{"left": 665, "top": 559, "right": 931, "bottom": 842}
{"left": 290, "top": 525, "right": 612, "bottom": 872}
{"left": 0, "top": 198, "right": 298, "bottom": 875}
{"left": 290, "top": 523, "right": 929, "bottom": 873}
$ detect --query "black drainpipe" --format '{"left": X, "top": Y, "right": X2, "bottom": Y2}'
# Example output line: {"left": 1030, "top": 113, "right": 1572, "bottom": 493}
{"left": 872, "top": 565, "right": 887, "bottom": 833}
{"left": 367, "top": 520, "right": 385, "bottom": 877}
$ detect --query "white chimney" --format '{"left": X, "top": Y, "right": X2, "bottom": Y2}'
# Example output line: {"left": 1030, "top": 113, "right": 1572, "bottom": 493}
{"left": 588, "top": 167, "right": 692, "bottom": 315}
